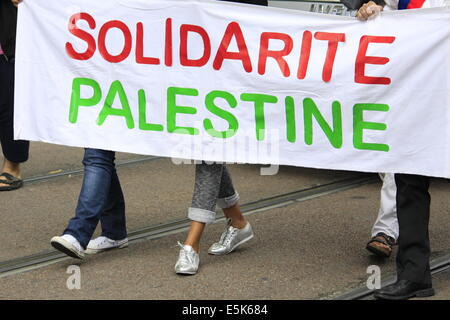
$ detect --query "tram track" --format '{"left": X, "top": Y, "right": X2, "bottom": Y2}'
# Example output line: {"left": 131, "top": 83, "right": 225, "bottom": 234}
{"left": 334, "top": 251, "right": 450, "bottom": 300}
{"left": 0, "top": 174, "right": 377, "bottom": 278}
{"left": 23, "top": 155, "right": 163, "bottom": 184}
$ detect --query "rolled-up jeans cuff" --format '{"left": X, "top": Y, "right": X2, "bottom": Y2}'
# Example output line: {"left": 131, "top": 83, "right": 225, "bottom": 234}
{"left": 188, "top": 207, "right": 216, "bottom": 224}
{"left": 217, "top": 192, "right": 240, "bottom": 209}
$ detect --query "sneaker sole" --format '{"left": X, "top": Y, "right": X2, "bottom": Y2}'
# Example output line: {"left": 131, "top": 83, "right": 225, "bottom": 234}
{"left": 374, "top": 287, "right": 435, "bottom": 300}
{"left": 208, "top": 234, "right": 254, "bottom": 256}
{"left": 175, "top": 270, "right": 198, "bottom": 276}
{"left": 50, "top": 237, "right": 84, "bottom": 259}
{"left": 85, "top": 242, "right": 129, "bottom": 255}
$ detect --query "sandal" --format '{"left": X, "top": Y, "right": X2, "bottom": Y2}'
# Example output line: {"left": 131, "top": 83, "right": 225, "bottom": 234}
{"left": 366, "top": 233, "right": 396, "bottom": 258}
{"left": 0, "top": 172, "right": 24, "bottom": 191}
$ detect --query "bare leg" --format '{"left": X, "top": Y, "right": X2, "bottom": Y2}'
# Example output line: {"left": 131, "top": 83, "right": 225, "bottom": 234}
{"left": 184, "top": 221, "right": 206, "bottom": 253}
{"left": 223, "top": 203, "right": 247, "bottom": 229}
{"left": 185, "top": 203, "right": 247, "bottom": 252}
{"left": 184, "top": 163, "right": 245, "bottom": 253}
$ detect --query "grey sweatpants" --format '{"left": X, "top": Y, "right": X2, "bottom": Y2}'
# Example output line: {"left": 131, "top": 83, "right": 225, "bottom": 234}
{"left": 188, "top": 163, "right": 239, "bottom": 224}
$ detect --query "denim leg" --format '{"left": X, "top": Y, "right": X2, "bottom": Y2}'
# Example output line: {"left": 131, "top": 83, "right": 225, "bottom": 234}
{"left": 100, "top": 169, "right": 127, "bottom": 240}
{"left": 64, "top": 149, "right": 126, "bottom": 248}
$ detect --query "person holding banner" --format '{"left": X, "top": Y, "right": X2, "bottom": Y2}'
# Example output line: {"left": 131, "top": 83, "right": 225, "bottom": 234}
{"left": 0, "top": 0, "right": 29, "bottom": 191}
{"left": 174, "top": 0, "right": 267, "bottom": 275}
{"left": 3, "top": 1, "right": 127, "bottom": 260}
{"left": 357, "top": 0, "right": 449, "bottom": 300}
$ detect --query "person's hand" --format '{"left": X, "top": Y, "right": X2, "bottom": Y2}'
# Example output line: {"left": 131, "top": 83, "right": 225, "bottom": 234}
{"left": 11, "top": 0, "right": 23, "bottom": 7}
{"left": 356, "top": 1, "right": 383, "bottom": 21}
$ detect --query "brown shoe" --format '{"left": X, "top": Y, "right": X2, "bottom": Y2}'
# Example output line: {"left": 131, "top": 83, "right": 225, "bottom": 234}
{"left": 366, "top": 233, "right": 396, "bottom": 258}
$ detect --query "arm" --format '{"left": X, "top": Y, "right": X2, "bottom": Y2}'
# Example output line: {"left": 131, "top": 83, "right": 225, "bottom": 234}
{"left": 12, "top": 0, "right": 22, "bottom": 7}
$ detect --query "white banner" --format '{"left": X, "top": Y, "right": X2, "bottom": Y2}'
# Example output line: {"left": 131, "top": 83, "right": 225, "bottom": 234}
{"left": 14, "top": 0, "right": 450, "bottom": 178}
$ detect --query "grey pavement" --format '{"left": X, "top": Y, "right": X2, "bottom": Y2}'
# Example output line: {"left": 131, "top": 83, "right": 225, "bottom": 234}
{"left": 0, "top": 142, "right": 449, "bottom": 300}
{"left": 0, "top": 141, "right": 357, "bottom": 261}
{"left": 422, "top": 269, "right": 450, "bottom": 300}
{"left": 22, "top": 143, "right": 146, "bottom": 178}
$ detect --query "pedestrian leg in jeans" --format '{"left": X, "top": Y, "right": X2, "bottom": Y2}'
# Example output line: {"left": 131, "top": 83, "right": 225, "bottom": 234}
{"left": 50, "top": 149, "right": 128, "bottom": 259}
{"left": 175, "top": 162, "right": 253, "bottom": 275}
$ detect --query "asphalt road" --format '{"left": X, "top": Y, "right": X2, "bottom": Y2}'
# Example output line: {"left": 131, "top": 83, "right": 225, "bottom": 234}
{"left": 0, "top": 142, "right": 449, "bottom": 300}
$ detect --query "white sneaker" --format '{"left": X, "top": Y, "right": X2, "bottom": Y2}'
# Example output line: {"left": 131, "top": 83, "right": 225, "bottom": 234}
{"left": 85, "top": 236, "right": 128, "bottom": 255}
{"left": 50, "top": 234, "right": 85, "bottom": 259}
{"left": 175, "top": 242, "right": 200, "bottom": 275}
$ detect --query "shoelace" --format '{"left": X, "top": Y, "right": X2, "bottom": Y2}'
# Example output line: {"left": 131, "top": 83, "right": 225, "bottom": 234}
{"left": 96, "top": 237, "right": 110, "bottom": 246}
{"left": 222, "top": 227, "right": 238, "bottom": 247}
{"left": 218, "top": 219, "right": 233, "bottom": 245}
{"left": 177, "top": 241, "right": 194, "bottom": 265}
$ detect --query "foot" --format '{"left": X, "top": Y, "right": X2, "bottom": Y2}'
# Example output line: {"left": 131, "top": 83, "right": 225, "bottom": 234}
{"left": 50, "top": 234, "right": 85, "bottom": 259}
{"left": 366, "top": 233, "right": 396, "bottom": 258}
{"left": 175, "top": 242, "right": 200, "bottom": 275}
{"left": 0, "top": 172, "right": 23, "bottom": 191}
{"left": 85, "top": 236, "right": 128, "bottom": 255}
{"left": 374, "top": 280, "right": 434, "bottom": 300}
{"left": 208, "top": 220, "right": 254, "bottom": 255}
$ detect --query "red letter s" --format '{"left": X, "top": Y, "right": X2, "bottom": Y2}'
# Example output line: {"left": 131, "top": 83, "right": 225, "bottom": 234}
{"left": 66, "top": 13, "right": 96, "bottom": 61}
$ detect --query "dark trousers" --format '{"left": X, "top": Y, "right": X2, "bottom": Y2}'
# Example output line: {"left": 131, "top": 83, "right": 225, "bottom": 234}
{"left": 0, "top": 57, "right": 29, "bottom": 163}
{"left": 395, "top": 173, "right": 431, "bottom": 284}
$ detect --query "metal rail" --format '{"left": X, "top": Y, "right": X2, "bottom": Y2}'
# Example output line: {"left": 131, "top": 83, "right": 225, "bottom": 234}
{"left": 334, "top": 251, "right": 450, "bottom": 300}
{"left": 23, "top": 156, "right": 163, "bottom": 184}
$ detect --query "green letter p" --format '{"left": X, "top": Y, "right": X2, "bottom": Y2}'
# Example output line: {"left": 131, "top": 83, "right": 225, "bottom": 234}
{"left": 69, "top": 78, "right": 102, "bottom": 123}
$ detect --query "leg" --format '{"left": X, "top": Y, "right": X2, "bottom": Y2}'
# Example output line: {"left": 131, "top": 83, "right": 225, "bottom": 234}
{"left": 176, "top": 163, "right": 252, "bottom": 274}
{"left": 374, "top": 174, "right": 433, "bottom": 300}
{"left": 367, "top": 173, "right": 398, "bottom": 257}
{"left": 0, "top": 60, "right": 29, "bottom": 189}
{"left": 175, "top": 162, "right": 223, "bottom": 274}
{"left": 63, "top": 149, "right": 122, "bottom": 249}
{"left": 184, "top": 221, "right": 206, "bottom": 253}
{"left": 371, "top": 173, "right": 399, "bottom": 240}
{"left": 395, "top": 174, "right": 431, "bottom": 284}
{"left": 217, "top": 165, "right": 246, "bottom": 228}
{"left": 99, "top": 169, "right": 127, "bottom": 241}
{"left": 223, "top": 204, "right": 246, "bottom": 228}
{"left": 185, "top": 162, "right": 225, "bottom": 252}
{"left": 209, "top": 165, "right": 253, "bottom": 255}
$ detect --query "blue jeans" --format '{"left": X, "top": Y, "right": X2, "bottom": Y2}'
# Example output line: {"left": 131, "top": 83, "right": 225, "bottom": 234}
{"left": 64, "top": 149, "right": 127, "bottom": 249}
